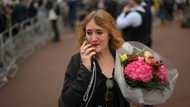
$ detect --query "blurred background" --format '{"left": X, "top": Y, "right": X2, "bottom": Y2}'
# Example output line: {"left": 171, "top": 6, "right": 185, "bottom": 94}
{"left": 0, "top": 0, "right": 190, "bottom": 107}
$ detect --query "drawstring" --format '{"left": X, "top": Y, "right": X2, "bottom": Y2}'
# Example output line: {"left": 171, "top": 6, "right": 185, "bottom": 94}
{"left": 82, "top": 61, "right": 97, "bottom": 107}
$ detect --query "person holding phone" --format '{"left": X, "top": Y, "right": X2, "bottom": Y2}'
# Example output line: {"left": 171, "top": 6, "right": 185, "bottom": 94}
{"left": 116, "top": 0, "right": 152, "bottom": 47}
{"left": 58, "top": 9, "right": 131, "bottom": 107}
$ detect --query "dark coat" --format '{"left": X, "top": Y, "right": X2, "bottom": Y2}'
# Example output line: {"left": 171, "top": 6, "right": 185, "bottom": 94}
{"left": 122, "top": 10, "right": 152, "bottom": 47}
{"left": 12, "top": 4, "right": 28, "bottom": 24}
{"left": 0, "top": 11, "right": 6, "bottom": 33}
{"left": 59, "top": 53, "right": 130, "bottom": 107}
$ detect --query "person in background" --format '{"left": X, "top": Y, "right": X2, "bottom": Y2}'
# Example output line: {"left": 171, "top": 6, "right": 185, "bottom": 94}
{"left": 142, "top": 0, "right": 153, "bottom": 48}
{"left": 175, "top": 0, "right": 186, "bottom": 21}
{"left": 46, "top": 0, "right": 60, "bottom": 42}
{"left": 163, "top": 0, "right": 175, "bottom": 21}
{"left": 12, "top": 0, "right": 28, "bottom": 24}
{"left": 104, "top": 0, "right": 118, "bottom": 19}
{"left": 28, "top": 0, "right": 38, "bottom": 19}
{"left": 67, "top": 0, "right": 79, "bottom": 29}
{"left": 116, "top": 0, "right": 152, "bottom": 47}
{"left": 12, "top": 0, "right": 28, "bottom": 35}
{"left": 0, "top": 5, "right": 6, "bottom": 33}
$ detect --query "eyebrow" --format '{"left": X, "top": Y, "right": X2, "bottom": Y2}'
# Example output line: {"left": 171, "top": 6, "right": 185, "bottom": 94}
{"left": 86, "top": 29, "right": 103, "bottom": 32}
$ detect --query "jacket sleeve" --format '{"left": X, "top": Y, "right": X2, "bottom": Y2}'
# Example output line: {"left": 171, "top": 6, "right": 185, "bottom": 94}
{"left": 59, "top": 54, "right": 92, "bottom": 107}
{"left": 116, "top": 11, "right": 142, "bottom": 29}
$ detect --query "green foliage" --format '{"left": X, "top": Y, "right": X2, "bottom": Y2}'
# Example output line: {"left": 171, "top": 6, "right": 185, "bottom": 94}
{"left": 125, "top": 77, "right": 169, "bottom": 91}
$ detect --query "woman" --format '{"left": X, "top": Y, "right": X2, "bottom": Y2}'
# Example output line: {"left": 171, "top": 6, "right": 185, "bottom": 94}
{"left": 59, "top": 9, "right": 130, "bottom": 107}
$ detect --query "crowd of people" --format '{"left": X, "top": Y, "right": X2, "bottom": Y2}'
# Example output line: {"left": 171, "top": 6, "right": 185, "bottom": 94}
{"left": 1, "top": 0, "right": 190, "bottom": 37}
{"left": 0, "top": 0, "right": 41, "bottom": 34}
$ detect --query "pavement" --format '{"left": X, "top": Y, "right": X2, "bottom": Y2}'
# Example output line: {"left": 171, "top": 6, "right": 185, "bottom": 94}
{"left": 0, "top": 21, "right": 190, "bottom": 107}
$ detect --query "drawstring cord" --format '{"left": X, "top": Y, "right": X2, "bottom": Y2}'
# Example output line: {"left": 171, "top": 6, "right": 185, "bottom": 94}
{"left": 82, "top": 61, "right": 97, "bottom": 107}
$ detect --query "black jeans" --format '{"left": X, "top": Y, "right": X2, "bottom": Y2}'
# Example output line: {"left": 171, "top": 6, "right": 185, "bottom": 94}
{"left": 51, "top": 20, "right": 60, "bottom": 42}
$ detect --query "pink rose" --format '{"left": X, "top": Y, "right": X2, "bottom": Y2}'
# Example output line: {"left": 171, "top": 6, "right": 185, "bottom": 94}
{"left": 156, "top": 65, "right": 168, "bottom": 83}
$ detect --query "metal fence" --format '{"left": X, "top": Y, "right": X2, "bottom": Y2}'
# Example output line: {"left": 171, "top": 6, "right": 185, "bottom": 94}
{"left": 0, "top": 14, "right": 63, "bottom": 87}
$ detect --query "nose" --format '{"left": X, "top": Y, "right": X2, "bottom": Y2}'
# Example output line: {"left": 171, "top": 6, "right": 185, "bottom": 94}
{"left": 91, "top": 33, "right": 98, "bottom": 42}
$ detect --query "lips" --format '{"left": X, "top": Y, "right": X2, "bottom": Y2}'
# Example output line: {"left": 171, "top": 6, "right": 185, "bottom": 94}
{"left": 92, "top": 44, "right": 99, "bottom": 47}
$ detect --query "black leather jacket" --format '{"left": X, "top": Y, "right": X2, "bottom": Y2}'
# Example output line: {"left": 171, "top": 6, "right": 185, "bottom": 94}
{"left": 59, "top": 53, "right": 130, "bottom": 107}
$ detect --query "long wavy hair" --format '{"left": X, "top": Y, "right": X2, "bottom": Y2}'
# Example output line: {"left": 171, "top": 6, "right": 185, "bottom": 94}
{"left": 77, "top": 9, "right": 124, "bottom": 50}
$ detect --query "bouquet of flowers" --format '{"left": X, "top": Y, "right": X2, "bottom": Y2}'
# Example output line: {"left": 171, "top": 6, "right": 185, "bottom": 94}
{"left": 114, "top": 42, "right": 179, "bottom": 105}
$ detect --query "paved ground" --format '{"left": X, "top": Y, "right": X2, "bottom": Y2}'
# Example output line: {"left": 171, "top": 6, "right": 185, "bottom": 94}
{"left": 0, "top": 20, "right": 190, "bottom": 107}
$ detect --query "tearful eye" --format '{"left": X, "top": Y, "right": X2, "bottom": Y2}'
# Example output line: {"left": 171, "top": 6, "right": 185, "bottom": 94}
{"left": 96, "top": 31, "right": 103, "bottom": 35}
{"left": 86, "top": 31, "right": 93, "bottom": 36}
{"left": 85, "top": 29, "right": 105, "bottom": 37}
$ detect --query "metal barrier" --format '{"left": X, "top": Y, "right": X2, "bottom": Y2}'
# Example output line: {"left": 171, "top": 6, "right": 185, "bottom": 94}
{"left": 0, "top": 14, "right": 63, "bottom": 87}
{"left": 0, "top": 27, "right": 15, "bottom": 86}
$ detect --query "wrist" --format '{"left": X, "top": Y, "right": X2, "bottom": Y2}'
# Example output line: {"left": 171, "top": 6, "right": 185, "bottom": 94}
{"left": 82, "top": 62, "right": 91, "bottom": 71}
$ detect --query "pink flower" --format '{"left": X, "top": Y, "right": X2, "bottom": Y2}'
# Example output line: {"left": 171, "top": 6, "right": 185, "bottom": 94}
{"left": 124, "top": 59, "right": 153, "bottom": 83}
{"left": 156, "top": 65, "right": 168, "bottom": 83}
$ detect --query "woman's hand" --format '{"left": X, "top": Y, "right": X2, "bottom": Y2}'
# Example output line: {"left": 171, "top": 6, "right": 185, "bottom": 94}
{"left": 123, "top": 4, "right": 131, "bottom": 13}
{"left": 80, "top": 41, "right": 96, "bottom": 71}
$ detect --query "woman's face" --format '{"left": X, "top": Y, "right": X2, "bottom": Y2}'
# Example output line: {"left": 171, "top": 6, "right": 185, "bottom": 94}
{"left": 85, "top": 19, "right": 110, "bottom": 54}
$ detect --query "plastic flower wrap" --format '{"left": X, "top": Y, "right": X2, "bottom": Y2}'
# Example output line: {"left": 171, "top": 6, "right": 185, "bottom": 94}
{"left": 114, "top": 42, "right": 179, "bottom": 105}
